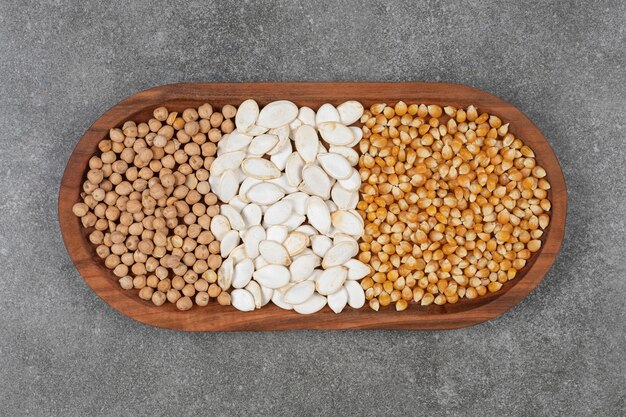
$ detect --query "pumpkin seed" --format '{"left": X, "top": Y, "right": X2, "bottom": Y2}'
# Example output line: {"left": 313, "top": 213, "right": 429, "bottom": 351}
{"left": 220, "top": 204, "right": 246, "bottom": 231}
{"left": 306, "top": 196, "right": 331, "bottom": 234}
{"left": 220, "top": 230, "right": 240, "bottom": 258}
{"left": 241, "top": 203, "right": 262, "bottom": 228}
{"left": 345, "top": 259, "right": 370, "bottom": 280}
{"left": 232, "top": 258, "right": 254, "bottom": 289}
{"left": 297, "top": 106, "right": 316, "bottom": 126}
{"left": 231, "top": 288, "right": 255, "bottom": 312}
{"left": 264, "top": 199, "right": 293, "bottom": 225}
{"left": 257, "top": 100, "right": 298, "bottom": 129}
{"left": 317, "top": 122, "right": 355, "bottom": 146}
{"left": 336, "top": 100, "right": 364, "bottom": 125}
{"left": 301, "top": 164, "right": 332, "bottom": 199}
{"left": 344, "top": 280, "right": 365, "bottom": 308}
{"left": 266, "top": 225, "right": 288, "bottom": 243}
{"left": 243, "top": 225, "right": 265, "bottom": 258}
{"left": 317, "top": 153, "right": 353, "bottom": 180}
{"left": 289, "top": 253, "right": 320, "bottom": 282}
{"left": 285, "top": 152, "right": 305, "bottom": 186}
{"left": 283, "top": 281, "right": 316, "bottom": 305}
{"left": 241, "top": 157, "right": 281, "bottom": 180}
{"left": 259, "top": 240, "right": 291, "bottom": 266}
{"left": 283, "top": 231, "right": 309, "bottom": 256}
{"left": 248, "top": 133, "right": 279, "bottom": 155}
{"left": 246, "top": 182, "right": 285, "bottom": 205}
{"left": 253, "top": 264, "right": 291, "bottom": 289}
{"left": 331, "top": 210, "right": 364, "bottom": 237}
{"left": 310, "top": 234, "right": 333, "bottom": 258}
{"left": 315, "top": 103, "right": 340, "bottom": 125}
{"left": 209, "top": 215, "right": 231, "bottom": 241}
{"left": 316, "top": 266, "right": 347, "bottom": 295}
{"left": 293, "top": 293, "right": 327, "bottom": 314}
{"left": 294, "top": 125, "right": 319, "bottom": 163}
{"left": 235, "top": 99, "right": 259, "bottom": 133}
{"left": 245, "top": 280, "right": 264, "bottom": 309}
{"left": 322, "top": 241, "right": 359, "bottom": 268}
{"left": 217, "top": 257, "right": 233, "bottom": 290}
{"left": 210, "top": 150, "right": 246, "bottom": 178}
{"left": 327, "top": 287, "right": 348, "bottom": 313}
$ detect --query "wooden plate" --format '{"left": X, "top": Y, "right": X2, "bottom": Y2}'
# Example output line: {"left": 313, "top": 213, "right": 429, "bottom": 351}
{"left": 58, "top": 82, "right": 566, "bottom": 331}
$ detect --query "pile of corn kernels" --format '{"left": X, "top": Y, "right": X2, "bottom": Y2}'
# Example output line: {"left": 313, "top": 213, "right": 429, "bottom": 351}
{"left": 356, "top": 102, "right": 550, "bottom": 311}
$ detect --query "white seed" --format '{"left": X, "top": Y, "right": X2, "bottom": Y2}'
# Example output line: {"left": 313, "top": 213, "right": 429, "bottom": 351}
{"left": 231, "top": 288, "right": 255, "bottom": 312}
{"left": 347, "top": 126, "right": 363, "bottom": 147}
{"left": 294, "top": 125, "right": 320, "bottom": 163}
{"left": 336, "top": 100, "right": 364, "bottom": 125}
{"left": 338, "top": 169, "right": 361, "bottom": 191}
{"left": 269, "top": 140, "right": 292, "bottom": 171}
{"left": 228, "top": 195, "right": 247, "bottom": 212}
{"left": 271, "top": 289, "right": 293, "bottom": 310}
{"left": 222, "top": 130, "right": 253, "bottom": 152}
{"left": 229, "top": 244, "right": 248, "bottom": 264}
{"left": 232, "top": 258, "right": 254, "bottom": 288}
{"left": 260, "top": 285, "right": 273, "bottom": 307}
{"left": 254, "top": 255, "right": 269, "bottom": 270}
{"left": 257, "top": 100, "right": 298, "bottom": 129}
{"left": 220, "top": 230, "right": 240, "bottom": 258}
{"left": 315, "top": 103, "right": 340, "bottom": 125}
{"left": 264, "top": 199, "right": 293, "bottom": 225}
{"left": 235, "top": 99, "right": 259, "bottom": 133}
{"left": 345, "top": 259, "right": 370, "bottom": 280}
{"left": 285, "top": 152, "right": 305, "bottom": 186}
{"left": 210, "top": 150, "right": 246, "bottom": 178}
{"left": 317, "top": 153, "right": 353, "bottom": 180}
{"left": 311, "top": 234, "right": 333, "bottom": 258}
{"left": 283, "top": 231, "right": 309, "bottom": 256}
{"left": 266, "top": 225, "right": 288, "bottom": 243}
{"left": 326, "top": 199, "right": 338, "bottom": 212}
{"left": 331, "top": 183, "right": 359, "bottom": 210}
{"left": 265, "top": 174, "right": 298, "bottom": 194}
{"left": 344, "top": 280, "right": 365, "bottom": 308}
{"left": 329, "top": 146, "right": 359, "bottom": 166}
{"left": 217, "top": 257, "right": 233, "bottom": 290}
{"left": 283, "top": 281, "right": 315, "bottom": 305}
{"left": 327, "top": 287, "right": 348, "bottom": 313}
{"left": 317, "top": 122, "right": 355, "bottom": 146}
{"left": 294, "top": 225, "right": 318, "bottom": 236}
{"left": 283, "top": 192, "right": 308, "bottom": 215}
{"left": 282, "top": 213, "right": 306, "bottom": 231}
{"left": 289, "top": 253, "right": 321, "bottom": 282}
{"left": 253, "top": 265, "right": 291, "bottom": 289}
{"left": 289, "top": 116, "right": 303, "bottom": 130}
{"left": 306, "top": 196, "right": 331, "bottom": 234}
{"left": 266, "top": 125, "right": 290, "bottom": 155}
{"left": 241, "top": 203, "right": 262, "bottom": 228}
{"left": 241, "top": 157, "right": 281, "bottom": 180}
{"left": 259, "top": 240, "right": 291, "bottom": 266}
{"left": 220, "top": 204, "right": 246, "bottom": 231}
{"left": 238, "top": 176, "right": 261, "bottom": 202}
{"left": 245, "top": 280, "right": 264, "bottom": 309}
{"left": 215, "top": 170, "right": 239, "bottom": 203}
{"left": 293, "top": 293, "right": 327, "bottom": 314}
{"left": 333, "top": 233, "right": 356, "bottom": 245}
{"left": 247, "top": 124, "right": 269, "bottom": 135}
{"left": 331, "top": 210, "right": 364, "bottom": 237}
{"left": 316, "top": 266, "right": 348, "bottom": 295}
{"left": 322, "top": 241, "right": 359, "bottom": 269}
{"left": 298, "top": 106, "right": 316, "bottom": 126}
{"left": 309, "top": 268, "right": 323, "bottom": 283}
{"left": 301, "top": 164, "right": 331, "bottom": 199}
{"left": 246, "top": 182, "right": 285, "bottom": 205}
{"left": 248, "top": 134, "right": 279, "bottom": 156}
{"left": 243, "top": 225, "right": 265, "bottom": 258}
{"left": 210, "top": 215, "right": 231, "bottom": 241}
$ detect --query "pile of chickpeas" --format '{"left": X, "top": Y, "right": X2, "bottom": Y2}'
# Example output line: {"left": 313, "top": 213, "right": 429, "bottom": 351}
{"left": 72, "top": 103, "right": 237, "bottom": 310}
{"left": 356, "top": 102, "right": 551, "bottom": 311}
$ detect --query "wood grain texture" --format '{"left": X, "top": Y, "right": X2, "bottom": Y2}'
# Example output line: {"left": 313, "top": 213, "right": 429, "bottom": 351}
{"left": 58, "top": 82, "right": 567, "bottom": 331}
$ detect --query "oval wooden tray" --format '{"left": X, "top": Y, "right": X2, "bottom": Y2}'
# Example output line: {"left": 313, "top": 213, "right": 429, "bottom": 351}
{"left": 59, "top": 82, "right": 566, "bottom": 331}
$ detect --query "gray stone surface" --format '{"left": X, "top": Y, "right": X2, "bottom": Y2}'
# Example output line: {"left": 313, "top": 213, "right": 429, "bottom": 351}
{"left": 0, "top": 0, "right": 624, "bottom": 416}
